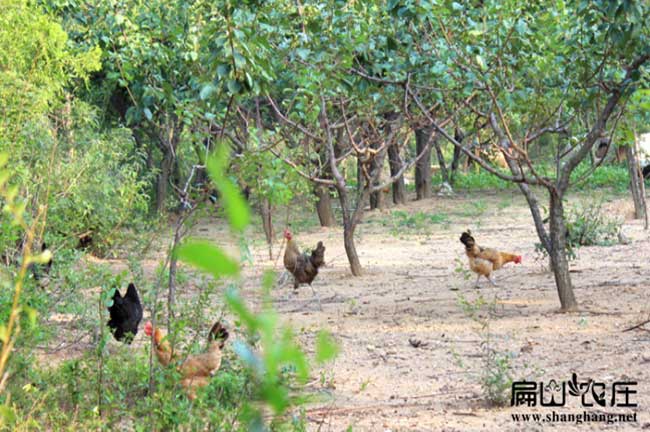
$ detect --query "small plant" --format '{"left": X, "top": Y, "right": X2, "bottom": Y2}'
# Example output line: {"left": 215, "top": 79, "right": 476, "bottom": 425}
{"left": 456, "top": 294, "right": 515, "bottom": 406}
{"left": 457, "top": 200, "right": 488, "bottom": 218}
{"left": 453, "top": 257, "right": 472, "bottom": 282}
{"left": 535, "top": 200, "right": 623, "bottom": 261}
{"left": 382, "top": 210, "right": 449, "bottom": 235}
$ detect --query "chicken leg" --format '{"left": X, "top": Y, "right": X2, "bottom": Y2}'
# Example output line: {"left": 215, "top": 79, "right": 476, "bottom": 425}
{"left": 309, "top": 284, "right": 322, "bottom": 311}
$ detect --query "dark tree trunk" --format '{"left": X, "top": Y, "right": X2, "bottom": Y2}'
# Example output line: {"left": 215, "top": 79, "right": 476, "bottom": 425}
{"left": 387, "top": 142, "right": 407, "bottom": 204}
{"left": 336, "top": 187, "right": 364, "bottom": 276}
{"left": 432, "top": 134, "right": 449, "bottom": 184}
{"left": 260, "top": 198, "right": 274, "bottom": 260}
{"left": 369, "top": 188, "right": 386, "bottom": 210}
{"left": 450, "top": 128, "right": 464, "bottom": 185}
{"left": 626, "top": 144, "right": 647, "bottom": 221}
{"left": 548, "top": 192, "right": 577, "bottom": 311}
{"left": 368, "top": 165, "right": 384, "bottom": 210}
{"left": 156, "top": 150, "right": 174, "bottom": 213}
{"left": 414, "top": 128, "right": 432, "bottom": 200}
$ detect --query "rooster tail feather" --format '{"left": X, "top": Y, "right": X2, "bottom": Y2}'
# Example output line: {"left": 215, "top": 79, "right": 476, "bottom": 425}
{"left": 208, "top": 321, "right": 229, "bottom": 348}
{"left": 125, "top": 283, "right": 140, "bottom": 301}
{"left": 459, "top": 231, "right": 475, "bottom": 247}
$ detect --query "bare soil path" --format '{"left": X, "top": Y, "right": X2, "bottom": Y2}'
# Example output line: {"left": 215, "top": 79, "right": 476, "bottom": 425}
{"left": 234, "top": 192, "right": 650, "bottom": 431}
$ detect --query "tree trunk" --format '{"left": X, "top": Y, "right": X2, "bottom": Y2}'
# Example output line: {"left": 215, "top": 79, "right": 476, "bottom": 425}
{"left": 626, "top": 144, "right": 646, "bottom": 221}
{"left": 387, "top": 142, "right": 407, "bottom": 204}
{"left": 414, "top": 128, "right": 432, "bottom": 200}
{"left": 156, "top": 150, "right": 174, "bottom": 213}
{"left": 369, "top": 159, "right": 385, "bottom": 211}
{"left": 449, "top": 128, "right": 464, "bottom": 185}
{"left": 343, "top": 220, "right": 362, "bottom": 276}
{"left": 260, "top": 198, "right": 274, "bottom": 260}
{"left": 315, "top": 186, "right": 336, "bottom": 226}
{"left": 548, "top": 192, "right": 577, "bottom": 311}
{"left": 336, "top": 187, "right": 363, "bottom": 276}
{"left": 432, "top": 134, "right": 449, "bottom": 184}
{"left": 635, "top": 135, "right": 649, "bottom": 230}
{"left": 369, "top": 188, "right": 385, "bottom": 210}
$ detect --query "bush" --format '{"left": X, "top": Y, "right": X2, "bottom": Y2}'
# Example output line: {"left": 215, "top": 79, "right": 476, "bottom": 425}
{"left": 535, "top": 201, "right": 623, "bottom": 260}
{"left": 43, "top": 103, "right": 150, "bottom": 254}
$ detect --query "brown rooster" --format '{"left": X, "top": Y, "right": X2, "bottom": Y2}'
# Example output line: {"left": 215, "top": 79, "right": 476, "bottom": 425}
{"left": 283, "top": 228, "right": 325, "bottom": 289}
{"left": 144, "top": 320, "right": 229, "bottom": 400}
{"left": 460, "top": 230, "right": 521, "bottom": 288}
{"left": 283, "top": 228, "right": 325, "bottom": 307}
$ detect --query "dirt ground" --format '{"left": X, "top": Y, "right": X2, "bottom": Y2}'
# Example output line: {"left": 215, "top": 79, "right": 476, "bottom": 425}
{"left": 39, "top": 189, "right": 650, "bottom": 431}
{"left": 235, "top": 191, "right": 650, "bottom": 431}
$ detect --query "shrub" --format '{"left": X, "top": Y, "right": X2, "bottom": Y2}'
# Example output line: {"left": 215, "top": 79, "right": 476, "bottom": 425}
{"left": 535, "top": 201, "right": 622, "bottom": 260}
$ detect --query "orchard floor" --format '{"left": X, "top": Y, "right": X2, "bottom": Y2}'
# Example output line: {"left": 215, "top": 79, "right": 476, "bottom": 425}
{"left": 235, "top": 190, "right": 650, "bottom": 431}
{"left": 43, "top": 189, "right": 650, "bottom": 431}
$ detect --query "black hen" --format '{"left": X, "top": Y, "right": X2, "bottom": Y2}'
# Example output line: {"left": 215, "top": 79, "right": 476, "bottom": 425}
{"left": 107, "top": 283, "right": 143, "bottom": 343}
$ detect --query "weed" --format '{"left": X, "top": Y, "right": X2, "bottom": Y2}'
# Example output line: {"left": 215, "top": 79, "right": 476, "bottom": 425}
{"left": 456, "top": 294, "right": 515, "bottom": 406}
{"left": 535, "top": 200, "right": 623, "bottom": 261}
{"left": 381, "top": 210, "right": 450, "bottom": 236}
{"left": 456, "top": 199, "right": 488, "bottom": 218}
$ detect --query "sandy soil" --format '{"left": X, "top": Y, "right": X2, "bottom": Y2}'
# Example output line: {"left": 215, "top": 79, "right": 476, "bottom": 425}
{"left": 38, "top": 190, "right": 650, "bottom": 431}
{"left": 236, "top": 191, "right": 650, "bottom": 431}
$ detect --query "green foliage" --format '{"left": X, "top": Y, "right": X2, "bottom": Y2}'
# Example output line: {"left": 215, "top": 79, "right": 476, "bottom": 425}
{"left": 443, "top": 163, "right": 629, "bottom": 193}
{"left": 0, "top": 1, "right": 146, "bottom": 256}
{"left": 441, "top": 171, "right": 511, "bottom": 191}
{"left": 43, "top": 103, "right": 150, "bottom": 253}
{"left": 206, "top": 147, "right": 251, "bottom": 232}
{"left": 535, "top": 201, "right": 623, "bottom": 261}
{"left": 571, "top": 163, "right": 630, "bottom": 192}
{"left": 238, "top": 146, "right": 313, "bottom": 208}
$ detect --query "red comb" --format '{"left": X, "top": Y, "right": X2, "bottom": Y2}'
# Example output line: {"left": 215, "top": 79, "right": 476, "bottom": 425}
{"left": 144, "top": 321, "right": 153, "bottom": 336}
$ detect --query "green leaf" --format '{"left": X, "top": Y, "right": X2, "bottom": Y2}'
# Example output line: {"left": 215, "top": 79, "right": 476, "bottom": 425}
{"left": 261, "top": 270, "right": 276, "bottom": 291}
{"left": 0, "top": 153, "right": 8, "bottom": 168}
{"left": 206, "top": 149, "right": 250, "bottom": 231}
{"left": 227, "top": 79, "right": 241, "bottom": 94}
{"left": 176, "top": 240, "right": 240, "bottom": 278}
{"left": 225, "top": 288, "right": 258, "bottom": 331}
{"left": 143, "top": 107, "right": 153, "bottom": 120}
{"left": 216, "top": 64, "right": 229, "bottom": 77}
{"left": 316, "top": 331, "right": 339, "bottom": 363}
{"left": 200, "top": 84, "right": 215, "bottom": 100}
{"left": 475, "top": 55, "right": 486, "bottom": 71}
{"left": 261, "top": 382, "right": 289, "bottom": 412}
{"left": 23, "top": 306, "right": 38, "bottom": 327}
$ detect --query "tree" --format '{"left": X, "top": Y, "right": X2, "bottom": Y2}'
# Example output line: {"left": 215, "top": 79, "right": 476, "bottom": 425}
{"left": 390, "top": 0, "right": 650, "bottom": 311}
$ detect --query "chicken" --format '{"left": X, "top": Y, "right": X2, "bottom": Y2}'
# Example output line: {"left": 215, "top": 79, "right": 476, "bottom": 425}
{"left": 459, "top": 230, "right": 521, "bottom": 288}
{"left": 144, "top": 320, "right": 229, "bottom": 400}
{"left": 283, "top": 228, "right": 325, "bottom": 291}
{"left": 107, "top": 283, "right": 143, "bottom": 343}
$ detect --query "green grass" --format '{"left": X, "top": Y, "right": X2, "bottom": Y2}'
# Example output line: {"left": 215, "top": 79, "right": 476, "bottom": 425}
{"left": 455, "top": 199, "right": 488, "bottom": 218}
{"left": 380, "top": 210, "right": 450, "bottom": 236}
{"left": 430, "top": 163, "right": 630, "bottom": 193}
{"left": 570, "top": 163, "right": 629, "bottom": 192}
